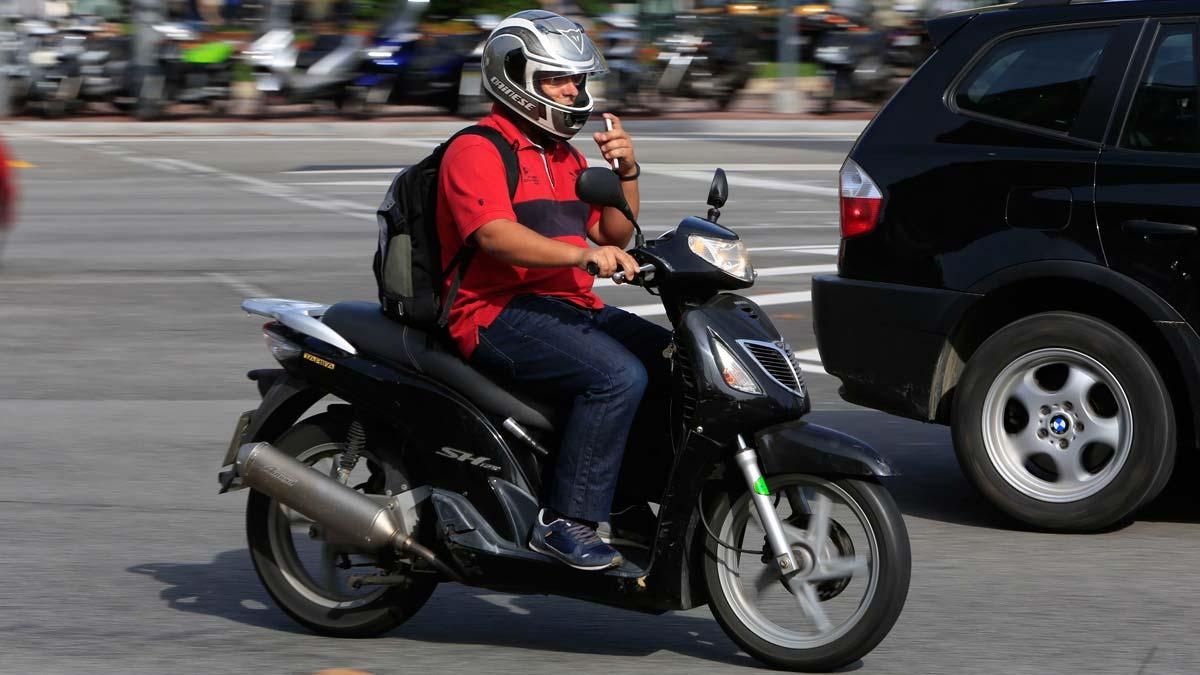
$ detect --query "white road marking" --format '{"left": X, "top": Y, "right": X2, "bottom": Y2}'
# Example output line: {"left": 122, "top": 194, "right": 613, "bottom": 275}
{"left": 376, "top": 139, "right": 440, "bottom": 150}
{"left": 646, "top": 168, "right": 838, "bottom": 196}
{"left": 723, "top": 223, "right": 837, "bottom": 230}
{"left": 120, "top": 156, "right": 186, "bottom": 173}
{"left": 57, "top": 142, "right": 378, "bottom": 220}
{"left": 48, "top": 137, "right": 411, "bottom": 144}
{"left": 749, "top": 245, "right": 839, "bottom": 254}
{"left": 750, "top": 244, "right": 838, "bottom": 252}
{"left": 205, "top": 272, "right": 269, "bottom": 298}
{"left": 756, "top": 264, "right": 837, "bottom": 277}
{"left": 289, "top": 180, "right": 394, "bottom": 186}
{"left": 624, "top": 290, "right": 811, "bottom": 317}
{"left": 792, "top": 348, "right": 828, "bottom": 375}
{"left": 0, "top": 274, "right": 237, "bottom": 285}
{"left": 283, "top": 168, "right": 404, "bottom": 175}
{"left": 474, "top": 594, "right": 531, "bottom": 616}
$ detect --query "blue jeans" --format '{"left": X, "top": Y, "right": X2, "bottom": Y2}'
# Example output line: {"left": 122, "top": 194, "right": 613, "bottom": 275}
{"left": 471, "top": 294, "right": 673, "bottom": 523}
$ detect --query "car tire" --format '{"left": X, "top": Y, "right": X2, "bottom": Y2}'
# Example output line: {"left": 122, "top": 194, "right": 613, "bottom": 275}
{"left": 952, "top": 311, "right": 1175, "bottom": 532}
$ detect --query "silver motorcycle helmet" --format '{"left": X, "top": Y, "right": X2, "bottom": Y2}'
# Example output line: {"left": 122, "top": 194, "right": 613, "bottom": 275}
{"left": 481, "top": 10, "right": 608, "bottom": 139}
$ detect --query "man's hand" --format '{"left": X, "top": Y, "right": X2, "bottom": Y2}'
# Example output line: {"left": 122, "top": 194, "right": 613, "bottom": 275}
{"left": 593, "top": 113, "right": 638, "bottom": 179}
{"left": 578, "top": 245, "right": 640, "bottom": 281}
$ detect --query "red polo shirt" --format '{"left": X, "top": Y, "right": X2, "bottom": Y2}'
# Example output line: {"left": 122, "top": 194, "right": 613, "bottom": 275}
{"left": 437, "top": 107, "right": 603, "bottom": 358}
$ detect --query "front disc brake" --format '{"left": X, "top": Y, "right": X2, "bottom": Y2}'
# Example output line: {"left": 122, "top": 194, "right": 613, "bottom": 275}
{"left": 761, "top": 515, "right": 856, "bottom": 601}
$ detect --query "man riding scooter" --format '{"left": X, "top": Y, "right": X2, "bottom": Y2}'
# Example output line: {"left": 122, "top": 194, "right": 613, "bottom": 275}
{"left": 437, "top": 10, "right": 662, "bottom": 571}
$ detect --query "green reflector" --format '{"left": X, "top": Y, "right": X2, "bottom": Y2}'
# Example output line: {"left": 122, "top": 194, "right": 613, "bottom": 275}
{"left": 753, "top": 477, "right": 769, "bottom": 496}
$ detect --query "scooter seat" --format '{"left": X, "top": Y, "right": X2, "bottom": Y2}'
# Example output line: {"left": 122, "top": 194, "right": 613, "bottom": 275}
{"left": 322, "top": 301, "right": 559, "bottom": 432}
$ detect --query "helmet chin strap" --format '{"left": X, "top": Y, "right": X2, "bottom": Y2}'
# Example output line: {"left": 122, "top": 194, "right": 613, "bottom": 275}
{"left": 494, "top": 101, "right": 566, "bottom": 146}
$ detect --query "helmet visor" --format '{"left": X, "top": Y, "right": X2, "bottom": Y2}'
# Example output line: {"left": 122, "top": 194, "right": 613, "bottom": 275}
{"left": 533, "top": 71, "right": 588, "bottom": 86}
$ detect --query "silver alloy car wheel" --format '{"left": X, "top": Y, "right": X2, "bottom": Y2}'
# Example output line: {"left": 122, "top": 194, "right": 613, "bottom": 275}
{"left": 981, "top": 347, "right": 1133, "bottom": 503}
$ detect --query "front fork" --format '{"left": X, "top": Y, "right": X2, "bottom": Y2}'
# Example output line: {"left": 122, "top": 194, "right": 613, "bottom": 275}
{"left": 733, "top": 434, "right": 800, "bottom": 575}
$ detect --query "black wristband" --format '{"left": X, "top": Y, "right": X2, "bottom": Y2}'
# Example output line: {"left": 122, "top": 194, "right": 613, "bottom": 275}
{"left": 618, "top": 162, "right": 641, "bottom": 182}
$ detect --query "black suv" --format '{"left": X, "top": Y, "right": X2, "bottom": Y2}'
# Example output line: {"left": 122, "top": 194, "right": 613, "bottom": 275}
{"left": 813, "top": 0, "right": 1200, "bottom": 532}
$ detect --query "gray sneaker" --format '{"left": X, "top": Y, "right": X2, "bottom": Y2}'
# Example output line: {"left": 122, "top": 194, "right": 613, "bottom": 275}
{"left": 529, "top": 509, "right": 624, "bottom": 571}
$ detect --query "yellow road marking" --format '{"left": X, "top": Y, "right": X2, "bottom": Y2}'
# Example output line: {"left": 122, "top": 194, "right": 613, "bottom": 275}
{"left": 7, "top": 160, "right": 35, "bottom": 169}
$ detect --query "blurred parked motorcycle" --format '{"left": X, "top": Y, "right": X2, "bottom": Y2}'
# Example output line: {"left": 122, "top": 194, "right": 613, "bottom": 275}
{"left": 345, "top": 6, "right": 480, "bottom": 117}
{"left": 454, "top": 14, "right": 498, "bottom": 119}
{"left": 592, "top": 12, "right": 656, "bottom": 114}
{"left": 651, "top": 15, "right": 755, "bottom": 111}
{"left": 151, "top": 23, "right": 237, "bottom": 117}
{"left": 810, "top": 0, "right": 894, "bottom": 114}
{"left": 885, "top": 0, "right": 995, "bottom": 78}
{"left": 242, "top": 23, "right": 364, "bottom": 116}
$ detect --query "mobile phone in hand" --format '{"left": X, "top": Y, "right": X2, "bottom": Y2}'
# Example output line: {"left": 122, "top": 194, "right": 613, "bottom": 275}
{"left": 605, "top": 118, "right": 619, "bottom": 171}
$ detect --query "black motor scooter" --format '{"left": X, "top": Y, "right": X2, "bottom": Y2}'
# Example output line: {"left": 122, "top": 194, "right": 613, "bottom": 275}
{"left": 217, "top": 168, "right": 910, "bottom": 672}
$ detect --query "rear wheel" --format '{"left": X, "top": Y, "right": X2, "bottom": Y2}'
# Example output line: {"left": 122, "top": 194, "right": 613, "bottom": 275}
{"left": 952, "top": 312, "right": 1175, "bottom": 531}
{"left": 246, "top": 412, "right": 436, "bottom": 637}
{"left": 703, "top": 475, "right": 910, "bottom": 671}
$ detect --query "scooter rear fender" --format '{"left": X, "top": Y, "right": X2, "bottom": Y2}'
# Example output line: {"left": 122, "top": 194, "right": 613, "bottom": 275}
{"left": 237, "top": 368, "right": 326, "bottom": 448}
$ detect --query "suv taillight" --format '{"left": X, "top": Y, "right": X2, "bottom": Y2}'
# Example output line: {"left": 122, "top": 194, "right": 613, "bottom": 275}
{"left": 839, "top": 159, "right": 883, "bottom": 239}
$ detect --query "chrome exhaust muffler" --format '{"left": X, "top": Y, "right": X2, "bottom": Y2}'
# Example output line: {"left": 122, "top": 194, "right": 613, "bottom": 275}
{"left": 234, "top": 442, "right": 462, "bottom": 581}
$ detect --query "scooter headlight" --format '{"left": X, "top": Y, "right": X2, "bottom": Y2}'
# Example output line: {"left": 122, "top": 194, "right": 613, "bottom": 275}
{"left": 689, "top": 235, "right": 754, "bottom": 282}
{"left": 712, "top": 336, "right": 762, "bottom": 395}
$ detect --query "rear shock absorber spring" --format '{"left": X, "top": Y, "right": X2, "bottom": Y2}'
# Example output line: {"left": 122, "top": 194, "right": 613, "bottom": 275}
{"left": 337, "top": 419, "right": 366, "bottom": 484}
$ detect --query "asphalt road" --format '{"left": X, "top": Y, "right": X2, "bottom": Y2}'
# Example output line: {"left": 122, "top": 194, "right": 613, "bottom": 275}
{"left": 1, "top": 121, "right": 1197, "bottom": 675}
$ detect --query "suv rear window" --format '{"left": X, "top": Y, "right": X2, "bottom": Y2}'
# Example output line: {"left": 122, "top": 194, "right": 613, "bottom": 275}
{"left": 955, "top": 26, "right": 1116, "bottom": 134}
{"left": 1122, "top": 23, "right": 1198, "bottom": 153}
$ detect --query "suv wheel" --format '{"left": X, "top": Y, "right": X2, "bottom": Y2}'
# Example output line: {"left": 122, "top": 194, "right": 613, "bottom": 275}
{"left": 952, "top": 312, "right": 1175, "bottom": 532}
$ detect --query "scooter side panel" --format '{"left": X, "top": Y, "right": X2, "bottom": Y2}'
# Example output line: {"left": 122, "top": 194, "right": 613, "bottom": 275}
{"left": 254, "top": 323, "right": 538, "bottom": 542}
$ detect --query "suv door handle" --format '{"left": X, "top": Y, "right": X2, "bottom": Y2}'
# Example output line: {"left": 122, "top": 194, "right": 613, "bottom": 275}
{"left": 1122, "top": 219, "right": 1198, "bottom": 239}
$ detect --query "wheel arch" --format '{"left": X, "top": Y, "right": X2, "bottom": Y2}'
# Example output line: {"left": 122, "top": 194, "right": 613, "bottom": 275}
{"left": 928, "top": 261, "right": 1198, "bottom": 455}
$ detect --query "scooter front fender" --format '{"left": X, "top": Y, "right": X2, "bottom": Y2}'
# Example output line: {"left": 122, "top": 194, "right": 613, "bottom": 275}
{"left": 752, "top": 420, "right": 896, "bottom": 477}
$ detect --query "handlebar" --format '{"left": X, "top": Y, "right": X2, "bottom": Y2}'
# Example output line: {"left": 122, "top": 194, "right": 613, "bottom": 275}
{"left": 584, "top": 261, "right": 658, "bottom": 284}
{"left": 612, "top": 263, "right": 657, "bottom": 284}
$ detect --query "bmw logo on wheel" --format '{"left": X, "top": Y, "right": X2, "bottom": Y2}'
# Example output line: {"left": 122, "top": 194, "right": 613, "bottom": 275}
{"left": 1050, "top": 415, "right": 1069, "bottom": 435}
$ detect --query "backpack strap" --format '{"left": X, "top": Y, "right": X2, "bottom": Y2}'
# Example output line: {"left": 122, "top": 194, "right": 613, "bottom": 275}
{"left": 567, "top": 144, "right": 588, "bottom": 173}
{"left": 435, "top": 125, "right": 521, "bottom": 329}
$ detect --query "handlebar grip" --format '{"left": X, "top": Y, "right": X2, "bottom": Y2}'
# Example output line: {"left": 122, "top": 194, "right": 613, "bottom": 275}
{"left": 586, "top": 262, "right": 600, "bottom": 276}
{"left": 612, "top": 263, "right": 656, "bottom": 284}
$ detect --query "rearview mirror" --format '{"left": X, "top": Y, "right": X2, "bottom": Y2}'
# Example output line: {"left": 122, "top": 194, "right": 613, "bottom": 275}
{"left": 576, "top": 167, "right": 628, "bottom": 211}
{"left": 708, "top": 168, "right": 728, "bottom": 210}
{"left": 575, "top": 167, "right": 645, "bottom": 248}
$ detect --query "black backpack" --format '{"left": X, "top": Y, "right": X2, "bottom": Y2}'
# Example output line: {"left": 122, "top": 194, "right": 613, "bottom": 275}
{"left": 373, "top": 126, "right": 519, "bottom": 329}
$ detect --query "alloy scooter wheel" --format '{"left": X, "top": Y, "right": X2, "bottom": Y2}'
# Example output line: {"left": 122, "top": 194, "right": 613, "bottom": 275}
{"left": 703, "top": 475, "right": 910, "bottom": 671}
{"left": 246, "top": 412, "right": 437, "bottom": 637}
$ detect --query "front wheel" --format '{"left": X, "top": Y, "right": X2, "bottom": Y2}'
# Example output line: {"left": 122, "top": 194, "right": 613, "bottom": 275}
{"left": 703, "top": 475, "right": 910, "bottom": 672}
{"left": 246, "top": 412, "right": 437, "bottom": 637}
{"left": 952, "top": 311, "right": 1175, "bottom": 531}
